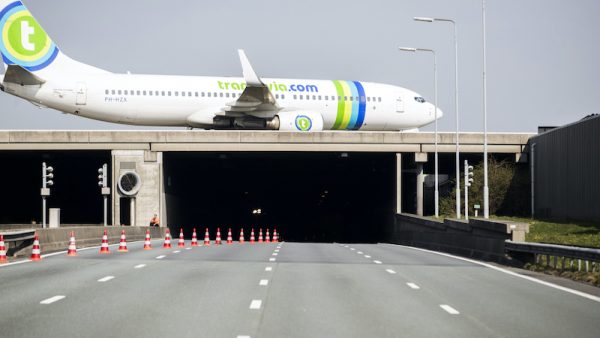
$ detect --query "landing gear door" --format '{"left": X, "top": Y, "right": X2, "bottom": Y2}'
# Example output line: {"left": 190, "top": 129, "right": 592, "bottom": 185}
{"left": 76, "top": 82, "right": 87, "bottom": 105}
{"left": 396, "top": 95, "right": 404, "bottom": 113}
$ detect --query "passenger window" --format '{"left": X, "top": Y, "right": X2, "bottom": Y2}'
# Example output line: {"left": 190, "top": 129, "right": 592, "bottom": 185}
{"left": 195, "top": 92, "right": 199, "bottom": 97}
{"left": 281, "top": 94, "right": 285, "bottom": 99}
{"left": 220, "top": 93, "right": 223, "bottom": 97}
{"left": 149, "top": 91, "right": 153, "bottom": 96}
{"left": 378, "top": 97, "right": 382, "bottom": 102}
{"left": 188, "top": 92, "right": 192, "bottom": 97}
{"left": 275, "top": 94, "right": 279, "bottom": 99}
{"left": 142, "top": 91, "right": 146, "bottom": 96}
{"left": 300, "top": 95, "right": 304, "bottom": 100}
{"left": 367, "top": 97, "right": 371, "bottom": 102}
{"left": 175, "top": 91, "right": 179, "bottom": 97}
{"left": 312, "top": 95, "right": 316, "bottom": 100}
{"left": 293, "top": 95, "right": 297, "bottom": 100}
{"left": 324, "top": 96, "right": 328, "bottom": 101}
{"left": 208, "top": 93, "right": 211, "bottom": 97}
{"left": 168, "top": 91, "right": 172, "bottom": 96}
{"left": 318, "top": 95, "right": 321, "bottom": 100}
{"left": 118, "top": 90, "right": 122, "bottom": 95}
{"left": 213, "top": 92, "right": 217, "bottom": 97}
{"left": 104, "top": 90, "right": 109, "bottom": 95}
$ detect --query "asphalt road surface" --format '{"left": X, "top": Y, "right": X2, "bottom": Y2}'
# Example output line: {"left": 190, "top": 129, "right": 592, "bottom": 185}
{"left": 1, "top": 240, "right": 599, "bottom": 338}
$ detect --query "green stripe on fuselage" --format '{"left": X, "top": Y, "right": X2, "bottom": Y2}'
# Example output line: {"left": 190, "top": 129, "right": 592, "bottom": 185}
{"left": 332, "top": 80, "right": 346, "bottom": 130}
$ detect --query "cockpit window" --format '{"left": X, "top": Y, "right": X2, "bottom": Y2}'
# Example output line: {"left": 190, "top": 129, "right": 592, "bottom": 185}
{"left": 414, "top": 97, "right": 426, "bottom": 103}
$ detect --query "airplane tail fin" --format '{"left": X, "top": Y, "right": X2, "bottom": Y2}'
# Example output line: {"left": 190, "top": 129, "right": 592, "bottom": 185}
{"left": 0, "top": 1, "right": 107, "bottom": 78}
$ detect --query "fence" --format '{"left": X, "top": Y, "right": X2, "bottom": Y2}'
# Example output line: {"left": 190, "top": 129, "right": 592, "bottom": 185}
{"left": 505, "top": 240, "right": 600, "bottom": 272}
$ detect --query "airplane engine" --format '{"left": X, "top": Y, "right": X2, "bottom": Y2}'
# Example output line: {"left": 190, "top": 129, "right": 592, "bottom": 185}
{"left": 266, "top": 111, "right": 324, "bottom": 132}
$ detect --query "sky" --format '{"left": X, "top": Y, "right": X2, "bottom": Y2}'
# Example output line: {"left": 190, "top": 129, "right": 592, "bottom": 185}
{"left": 1, "top": 0, "right": 599, "bottom": 132}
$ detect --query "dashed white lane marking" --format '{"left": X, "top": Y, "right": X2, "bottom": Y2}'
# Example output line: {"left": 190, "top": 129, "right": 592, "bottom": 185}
{"left": 173, "top": 250, "right": 181, "bottom": 254}
{"left": 265, "top": 267, "right": 273, "bottom": 271}
{"left": 399, "top": 244, "right": 600, "bottom": 304}
{"left": 134, "top": 264, "right": 146, "bottom": 269}
{"left": 344, "top": 245, "right": 349, "bottom": 248}
{"left": 259, "top": 279, "right": 269, "bottom": 286}
{"left": 386, "top": 269, "right": 396, "bottom": 274}
{"left": 249, "top": 300, "right": 262, "bottom": 310}
{"left": 274, "top": 249, "right": 279, "bottom": 252}
{"left": 40, "top": 295, "right": 65, "bottom": 304}
{"left": 440, "top": 304, "right": 460, "bottom": 315}
{"left": 97, "top": 276, "right": 115, "bottom": 282}
{"left": 269, "top": 258, "right": 276, "bottom": 262}
{"left": 350, "top": 248, "right": 356, "bottom": 251}
{"left": 373, "top": 260, "right": 382, "bottom": 264}
{"left": 272, "top": 253, "right": 278, "bottom": 256}
{"left": 185, "top": 247, "right": 192, "bottom": 250}
{"left": 364, "top": 255, "right": 371, "bottom": 258}
{"left": 357, "top": 251, "right": 363, "bottom": 254}
{"left": 155, "top": 255, "right": 166, "bottom": 260}
{"left": 237, "top": 335, "right": 251, "bottom": 338}
{"left": 407, "top": 283, "right": 420, "bottom": 289}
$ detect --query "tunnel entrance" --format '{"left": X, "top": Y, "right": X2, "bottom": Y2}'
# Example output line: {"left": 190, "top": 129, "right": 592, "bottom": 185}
{"left": 163, "top": 152, "right": 396, "bottom": 243}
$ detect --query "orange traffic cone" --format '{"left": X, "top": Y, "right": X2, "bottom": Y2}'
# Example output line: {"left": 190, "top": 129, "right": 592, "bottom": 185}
{"left": 163, "top": 229, "right": 172, "bottom": 248}
{"left": 67, "top": 231, "right": 77, "bottom": 256}
{"left": 250, "top": 229, "right": 255, "bottom": 244}
{"left": 118, "top": 230, "right": 128, "bottom": 252}
{"left": 143, "top": 229, "right": 152, "bottom": 250}
{"left": 191, "top": 228, "right": 199, "bottom": 246}
{"left": 215, "top": 228, "right": 222, "bottom": 245}
{"left": 227, "top": 228, "right": 233, "bottom": 244}
{"left": 0, "top": 234, "right": 7, "bottom": 263}
{"left": 30, "top": 233, "right": 42, "bottom": 261}
{"left": 265, "top": 229, "right": 271, "bottom": 243}
{"left": 178, "top": 228, "right": 185, "bottom": 248}
{"left": 239, "top": 228, "right": 245, "bottom": 244}
{"left": 258, "top": 229, "right": 263, "bottom": 243}
{"left": 273, "top": 229, "right": 278, "bottom": 243}
{"left": 204, "top": 228, "right": 211, "bottom": 246}
{"left": 99, "top": 229, "right": 110, "bottom": 254}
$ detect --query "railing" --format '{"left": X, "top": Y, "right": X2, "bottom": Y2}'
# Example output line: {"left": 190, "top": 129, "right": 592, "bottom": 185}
{"left": 505, "top": 240, "right": 600, "bottom": 272}
{"left": 0, "top": 229, "right": 36, "bottom": 256}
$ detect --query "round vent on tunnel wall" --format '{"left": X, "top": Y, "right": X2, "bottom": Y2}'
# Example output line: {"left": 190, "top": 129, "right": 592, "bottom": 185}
{"left": 118, "top": 171, "right": 141, "bottom": 196}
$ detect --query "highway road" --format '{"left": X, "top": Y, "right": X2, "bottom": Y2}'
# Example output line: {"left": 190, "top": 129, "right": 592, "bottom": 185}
{"left": 0, "top": 240, "right": 599, "bottom": 337}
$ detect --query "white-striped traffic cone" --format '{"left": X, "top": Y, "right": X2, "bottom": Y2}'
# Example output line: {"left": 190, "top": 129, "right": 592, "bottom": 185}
{"left": 144, "top": 229, "right": 152, "bottom": 250}
{"left": 273, "top": 229, "right": 278, "bottom": 243}
{"left": 191, "top": 228, "right": 199, "bottom": 246}
{"left": 30, "top": 233, "right": 42, "bottom": 261}
{"left": 250, "top": 229, "right": 255, "bottom": 244}
{"left": 204, "top": 228, "right": 211, "bottom": 246}
{"left": 178, "top": 228, "right": 185, "bottom": 248}
{"left": 265, "top": 229, "right": 271, "bottom": 243}
{"left": 227, "top": 228, "right": 233, "bottom": 244}
{"left": 99, "top": 229, "right": 110, "bottom": 254}
{"left": 118, "top": 230, "right": 128, "bottom": 252}
{"left": 215, "top": 228, "right": 222, "bottom": 245}
{"left": 0, "top": 234, "right": 7, "bottom": 263}
{"left": 163, "top": 229, "right": 172, "bottom": 248}
{"left": 239, "top": 228, "right": 245, "bottom": 244}
{"left": 258, "top": 229, "right": 263, "bottom": 243}
{"left": 67, "top": 231, "right": 77, "bottom": 256}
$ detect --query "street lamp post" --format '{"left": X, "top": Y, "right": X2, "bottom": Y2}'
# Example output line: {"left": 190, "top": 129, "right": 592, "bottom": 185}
{"left": 399, "top": 47, "right": 439, "bottom": 217}
{"left": 414, "top": 16, "right": 461, "bottom": 219}
{"left": 482, "top": 0, "right": 490, "bottom": 218}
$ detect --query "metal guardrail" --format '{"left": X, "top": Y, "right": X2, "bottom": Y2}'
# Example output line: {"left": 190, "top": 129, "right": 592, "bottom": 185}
{"left": 505, "top": 240, "right": 600, "bottom": 272}
{"left": 0, "top": 229, "right": 36, "bottom": 242}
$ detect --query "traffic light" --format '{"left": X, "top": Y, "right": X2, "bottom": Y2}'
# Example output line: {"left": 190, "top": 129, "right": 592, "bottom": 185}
{"left": 464, "top": 160, "right": 475, "bottom": 220}
{"left": 98, "top": 164, "right": 107, "bottom": 188}
{"left": 466, "top": 164, "right": 474, "bottom": 187}
{"left": 42, "top": 162, "right": 54, "bottom": 189}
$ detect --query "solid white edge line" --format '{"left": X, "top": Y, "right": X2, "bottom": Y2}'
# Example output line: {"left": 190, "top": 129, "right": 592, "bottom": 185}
{"left": 40, "top": 295, "right": 65, "bottom": 304}
{"left": 440, "top": 304, "right": 460, "bottom": 315}
{"left": 249, "top": 300, "right": 262, "bottom": 309}
{"left": 407, "top": 282, "right": 420, "bottom": 290}
{"left": 386, "top": 269, "right": 396, "bottom": 274}
{"left": 134, "top": 264, "right": 146, "bottom": 269}
{"left": 97, "top": 276, "right": 115, "bottom": 282}
{"left": 259, "top": 279, "right": 269, "bottom": 286}
{"left": 397, "top": 244, "right": 600, "bottom": 303}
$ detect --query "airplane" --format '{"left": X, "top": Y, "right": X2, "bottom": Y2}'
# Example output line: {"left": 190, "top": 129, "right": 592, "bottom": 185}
{"left": 0, "top": 0, "right": 442, "bottom": 131}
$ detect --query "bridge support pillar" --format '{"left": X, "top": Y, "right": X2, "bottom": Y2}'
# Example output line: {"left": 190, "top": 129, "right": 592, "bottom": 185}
{"left": 415, "top": 152, "right": 428, "bottom": 217}
{"left": 396, "top": 153, "right": 402, "bottom": 214}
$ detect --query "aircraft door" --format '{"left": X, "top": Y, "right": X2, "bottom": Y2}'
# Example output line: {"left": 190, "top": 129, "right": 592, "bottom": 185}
{"left": 396, "top": 95, "right": 404, "bottom": 113}
{"left": 76, "top": 82, "right": 87, "bottom": 105}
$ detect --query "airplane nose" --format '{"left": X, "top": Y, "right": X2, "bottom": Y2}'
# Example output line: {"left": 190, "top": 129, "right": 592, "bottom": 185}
{"left": 427, "top": 103, "right": 443, "bottom": 120}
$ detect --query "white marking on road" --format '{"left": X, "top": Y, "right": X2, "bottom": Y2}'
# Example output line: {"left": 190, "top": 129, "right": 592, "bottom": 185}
{"left": 259, "top": 279, "right": 269, "bottom": 286}
{"left": 274, "top": 249, "right": 279, "bottom": 252}
{"left": 237, "top": 335, "right": 251, "bottom": 338}
{"left": 350, "top": 248, "right": 355, "bottom": 251}
{"left": 357, "top": 251, "right": 363, "bottom": 254}
{"left": 173, "top": 250, "right": 181, "bottom": 254}
{"left": 364, "top": 255, "right": 371, "bottom": 258}
{"left": 265, "top": 267, "right": 273, "bottom": 271}
{"left": 134, "top": 264, "right": 146, "bottom": 269}
{"left": 440, "top": 304, "right": 460, "bottom": 315}
{"left": 155, "top": 255, "right": 166, "bottom": 260}
{"left": 344, "top": 245, "right": 349, "bottom": 248}
{"left": 40, "top": 295, "right": 65, "bottom": 304}
{"left": 269, "top": 258, "right": 276, "bottom": 262}
{"left": 386, "top": 269, "right": 396, "bottom": 274}
{"left": 398, "top": 244, "right": 600, "bottom": 304}
{"left": 97, "top": 276, "right": 115, "bottom": 282}
{"left": 373, "top": 260, "right": 382, "bottom": 264}
{"left": 407, "top": 283, "right": 420, "bottom": 290}
{"left": 249, "top": 300, "right": 262, "bottom": 309}
{"left": 272, "top": 253, "right": 278, "bottom": 256}
{"left": 186, "top": 247, "right": 192, "bottom": 250}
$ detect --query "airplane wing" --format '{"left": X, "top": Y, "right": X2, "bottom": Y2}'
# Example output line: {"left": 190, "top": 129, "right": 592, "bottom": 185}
{"left": 220, "top": 50, "right": 281, "bottom": 119}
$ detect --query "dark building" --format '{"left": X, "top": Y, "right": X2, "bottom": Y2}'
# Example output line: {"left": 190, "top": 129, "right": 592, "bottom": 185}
{"left": 530, "top": 114, "right": 600, "bottom": 223}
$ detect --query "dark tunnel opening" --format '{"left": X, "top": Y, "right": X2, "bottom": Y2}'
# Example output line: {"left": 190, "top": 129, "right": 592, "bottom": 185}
{"left": 164, "top": 152, "right": 396, "bottom": 243}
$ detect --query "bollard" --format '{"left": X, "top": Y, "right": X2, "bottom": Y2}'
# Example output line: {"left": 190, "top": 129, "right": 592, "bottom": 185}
{"left": 578, "top": 259, "right": 582, "bottom": 271}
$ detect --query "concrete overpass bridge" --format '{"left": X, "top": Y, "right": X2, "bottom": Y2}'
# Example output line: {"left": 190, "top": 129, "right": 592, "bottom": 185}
{"left": 0, "top": 130, "right": 532, "bottom": 241}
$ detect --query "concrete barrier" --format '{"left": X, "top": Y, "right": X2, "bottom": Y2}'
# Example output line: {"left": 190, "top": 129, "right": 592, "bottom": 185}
{"left": 10, "top": 226, "right": 166, "bottom": 257}
{"left": 387, "top": 214, "right": 529, "bottom": 262}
